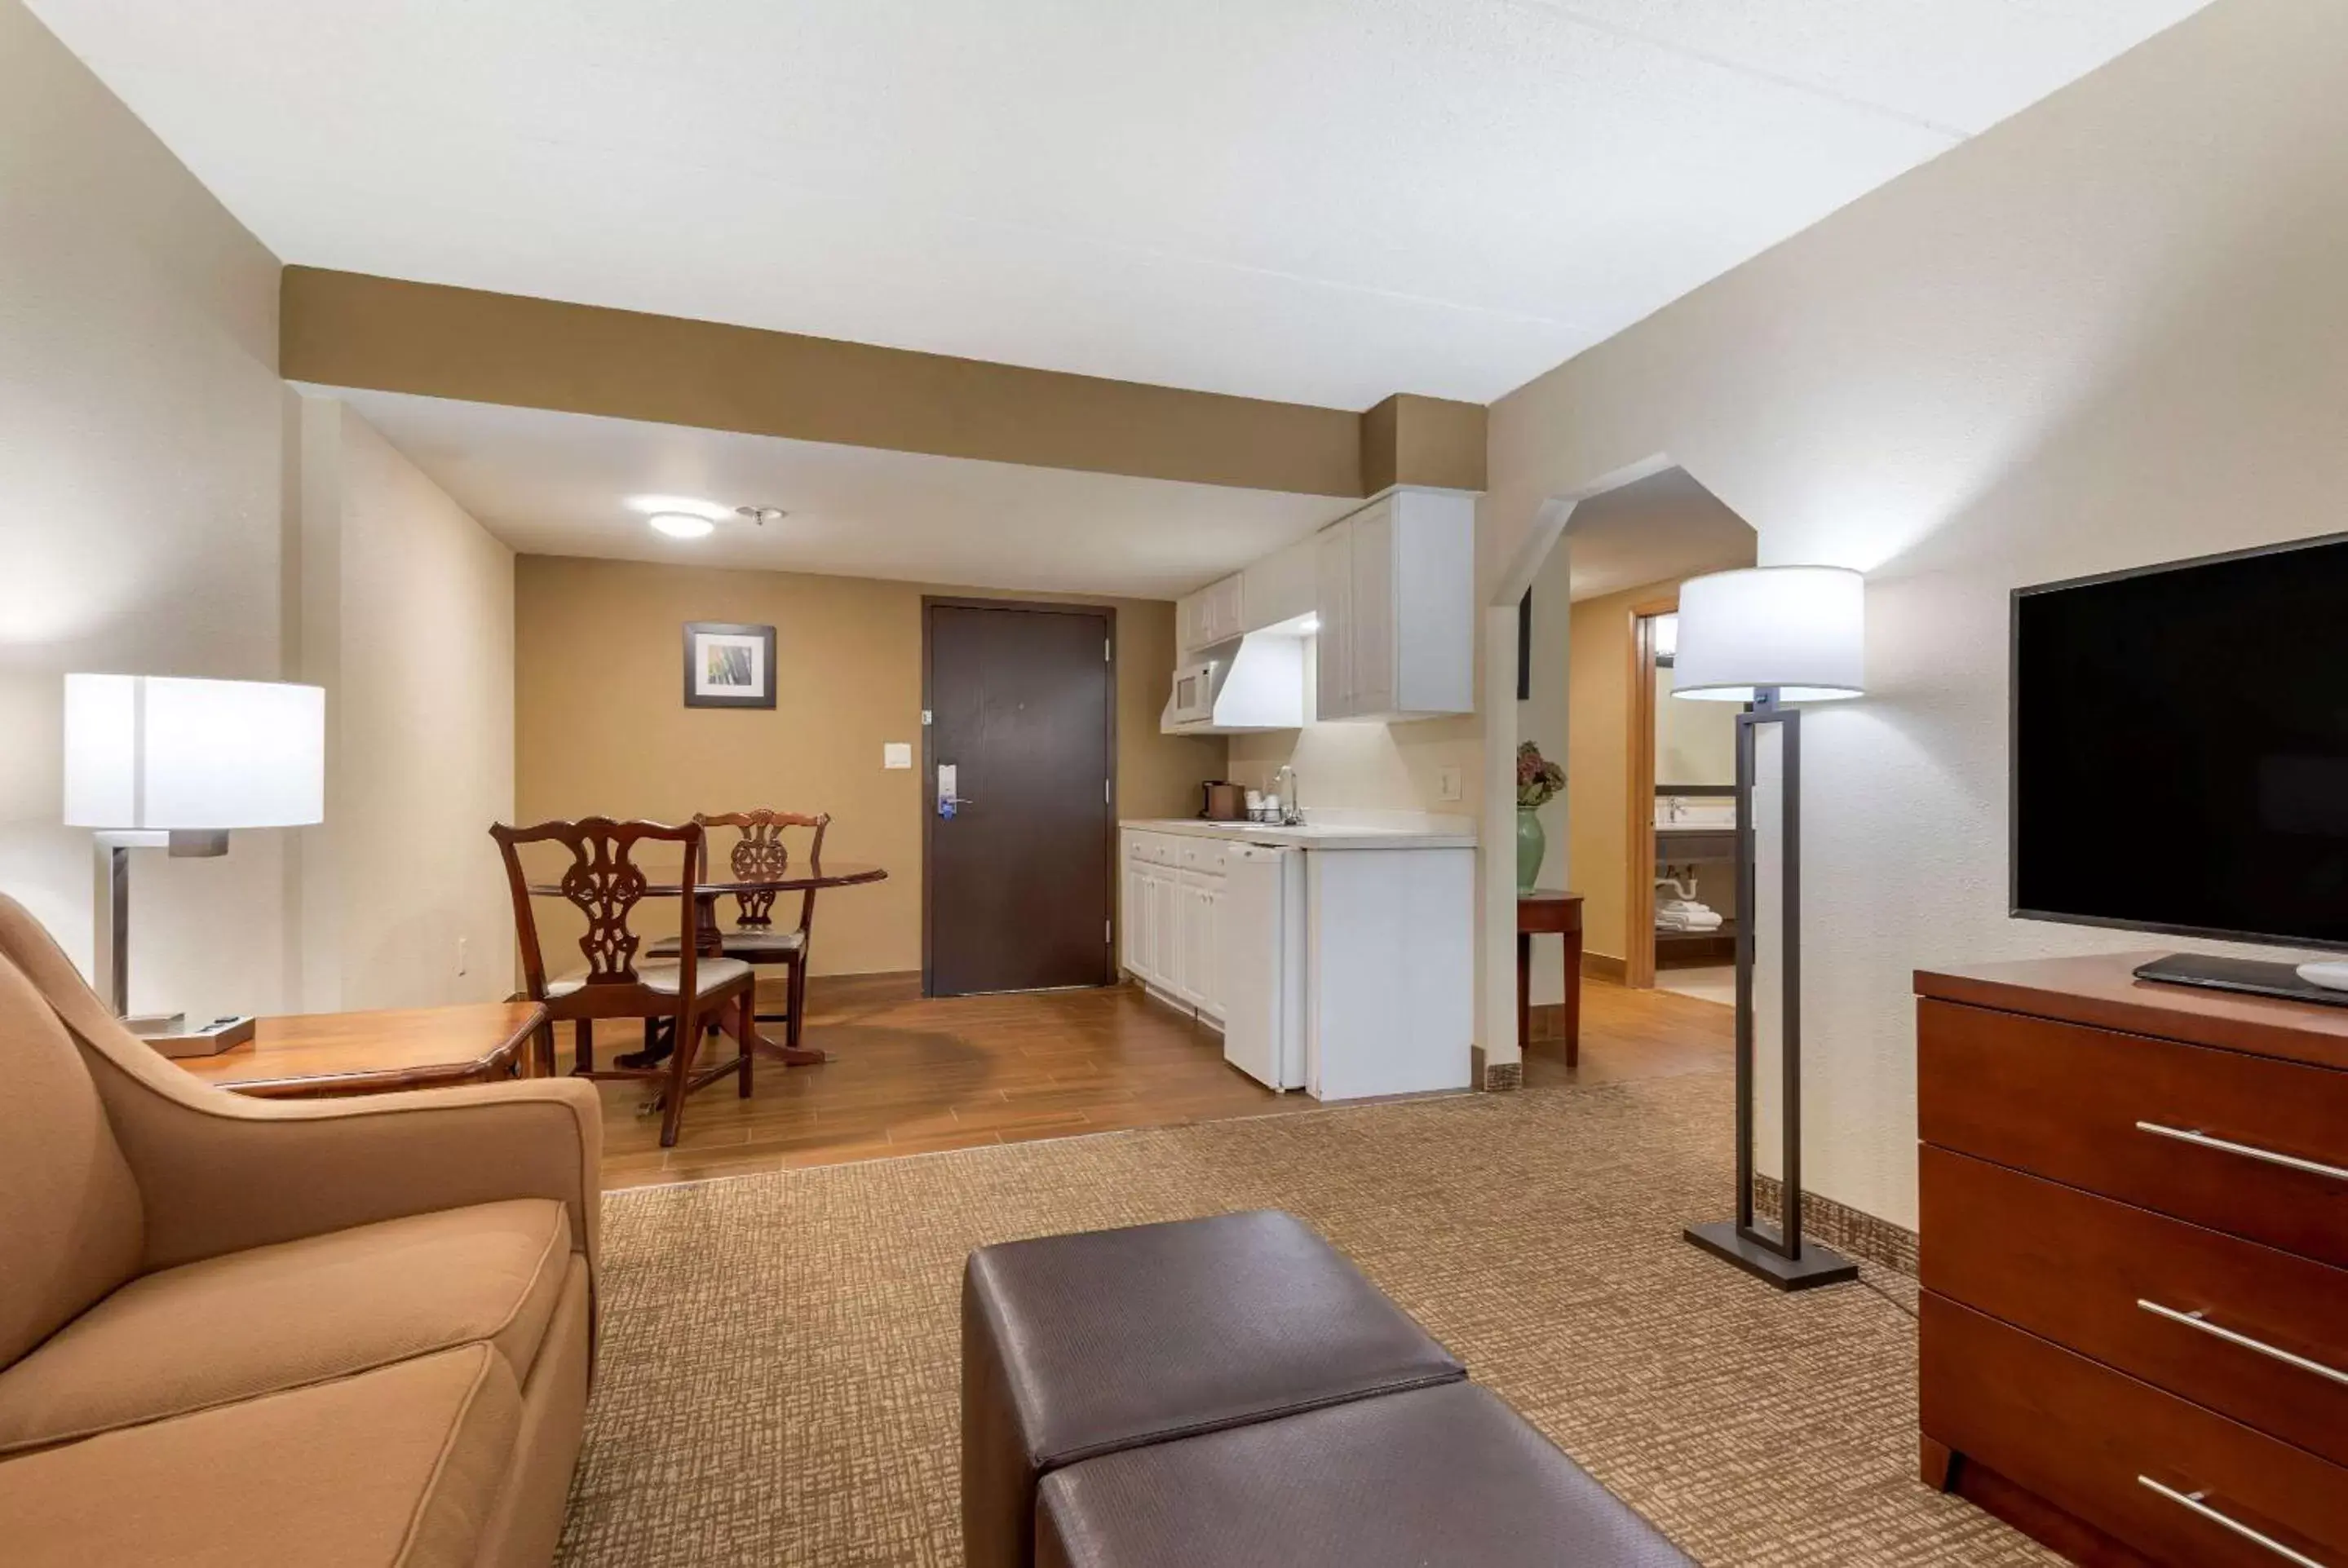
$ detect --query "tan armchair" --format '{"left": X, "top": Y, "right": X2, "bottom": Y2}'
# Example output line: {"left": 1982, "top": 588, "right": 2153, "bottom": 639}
{"left": 0, "top": 894, "right": 600, "bottom": 1568}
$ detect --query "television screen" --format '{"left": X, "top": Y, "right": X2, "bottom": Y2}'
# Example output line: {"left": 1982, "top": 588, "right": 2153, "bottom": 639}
{"left": 2013, "top": 533, "right": 2348, "bottom": 950}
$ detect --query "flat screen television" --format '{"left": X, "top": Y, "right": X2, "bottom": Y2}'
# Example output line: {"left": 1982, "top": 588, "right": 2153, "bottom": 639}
{"left": 2012, "top": 532, "right": 2348, "bottom": 956}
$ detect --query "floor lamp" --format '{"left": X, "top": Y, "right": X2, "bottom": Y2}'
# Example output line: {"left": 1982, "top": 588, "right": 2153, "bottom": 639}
{"left": 1670, "top": 567, "right": 1866, "bottom": 1291}
{"left": 62, "top": 674, "right": 325, "bottom": 1054}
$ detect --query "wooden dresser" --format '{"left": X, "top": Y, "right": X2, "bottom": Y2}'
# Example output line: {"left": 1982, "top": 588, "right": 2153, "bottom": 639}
{"left": 1916, "top": 955, "right": 2348, "bottom": 1568}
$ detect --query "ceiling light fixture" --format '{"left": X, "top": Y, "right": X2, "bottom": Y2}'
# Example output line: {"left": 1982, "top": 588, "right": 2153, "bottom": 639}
{"left": 648, "top": 511, "right": 715, "bottom": 540}
{"left": 625, "top": 493, "right": 730, "bottom": 521}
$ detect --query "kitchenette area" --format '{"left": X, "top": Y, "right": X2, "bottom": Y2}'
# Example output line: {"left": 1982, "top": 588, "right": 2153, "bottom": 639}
{"left": 1121, "top": 484, "right": 1482, "bottom": 1103}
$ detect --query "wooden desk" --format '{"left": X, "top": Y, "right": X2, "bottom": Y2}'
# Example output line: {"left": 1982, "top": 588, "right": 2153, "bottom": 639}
{"left": 1517, "top": 890, "right": 1584, "bottom": 1067}
{"left": 170, "top": 1000, "right": 547, "bottom": 1099}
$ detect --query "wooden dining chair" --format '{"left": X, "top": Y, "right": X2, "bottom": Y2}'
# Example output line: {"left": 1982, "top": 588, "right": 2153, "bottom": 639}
{"left": 491, "top": 816, "right": 758, "bottom": 1147}
{"left": 648, "top": 808, "right": 830, "bottom": 1053}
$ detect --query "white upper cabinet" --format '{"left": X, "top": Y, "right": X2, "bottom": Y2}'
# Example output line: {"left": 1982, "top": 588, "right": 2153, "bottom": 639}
{"left": 1176, "top": 572, "right": 1246, "bottom": 653}
{"left": 1315, "top": 523, "right": 1355, "bottom": 718}
{"left": 1312, "top": 490, "right": 1474, "bottom": 722}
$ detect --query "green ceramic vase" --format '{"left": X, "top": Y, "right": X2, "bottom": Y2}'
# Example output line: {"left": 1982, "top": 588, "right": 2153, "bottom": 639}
{"left": 1515, "top": 808, "right": 1545, "bottom": 894}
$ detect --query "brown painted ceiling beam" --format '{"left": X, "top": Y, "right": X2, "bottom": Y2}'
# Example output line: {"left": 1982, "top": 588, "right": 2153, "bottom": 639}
{"left": 1360, "top": 393, "right": 1487, "bottom": 494}
{"left": 280, "top": 267, "right": 1483, "bottom": 498}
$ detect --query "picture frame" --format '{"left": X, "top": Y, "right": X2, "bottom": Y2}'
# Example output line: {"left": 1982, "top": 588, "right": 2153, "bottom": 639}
{"left": 683, "top": 621, "right": 777, "bottom": 709}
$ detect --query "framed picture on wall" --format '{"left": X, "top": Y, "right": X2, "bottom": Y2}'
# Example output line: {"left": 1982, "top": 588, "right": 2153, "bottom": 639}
{"left": 683, "top": 621, "right": 776, "bottom": 709}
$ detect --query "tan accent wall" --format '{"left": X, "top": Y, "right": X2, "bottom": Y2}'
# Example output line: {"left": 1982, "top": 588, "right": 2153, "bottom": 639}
{"left": 514, "top": 556, "right": 1221, "bottom": 977}
{"left": 0, "top": 0, "right": 296, "bottom": 1021}
{"left": 1484, "top": 0, "right": 2348, "bottom": 1228}
{"left": 1564, "top": 578, "right": 1679, "bottom": 967}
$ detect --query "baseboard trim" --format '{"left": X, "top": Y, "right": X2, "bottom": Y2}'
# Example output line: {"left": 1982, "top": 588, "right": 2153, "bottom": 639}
{"left": 1469, "top": 1045, "right": 1522, "bottom": 1092}
{"left": 1750, "top": 1175, "right": 1917, "bottom": 1275}
{"left": 1524, "top": 1001, "right": 1565, "bottom": 1041}
{"left": 1581, "top": 951, "right": 1628, "bottom": 985}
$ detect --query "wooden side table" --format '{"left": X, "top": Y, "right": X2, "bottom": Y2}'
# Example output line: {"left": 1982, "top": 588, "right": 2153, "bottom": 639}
{"left": 169, "top": 1000, "right": 547, "bottom": 1099}
{"left": 1517, "top": 891, "right": 1584, "bottom": 1067}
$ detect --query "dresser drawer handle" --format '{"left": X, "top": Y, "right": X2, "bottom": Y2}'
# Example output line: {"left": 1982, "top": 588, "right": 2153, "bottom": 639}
{"left": 2137, "top": 1477, "right": 2328, "bottom": 1567}
{"left": 2138, "top": 1300, "right": 2348, "bottom": 1389}
{"left": 2134, "top": 1122, "right": 2348, "bottom": 1183}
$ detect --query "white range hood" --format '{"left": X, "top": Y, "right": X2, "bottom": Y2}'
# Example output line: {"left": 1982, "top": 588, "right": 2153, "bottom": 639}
{"left": 1161, "top": 624, "right": 1307, "bottom": 735}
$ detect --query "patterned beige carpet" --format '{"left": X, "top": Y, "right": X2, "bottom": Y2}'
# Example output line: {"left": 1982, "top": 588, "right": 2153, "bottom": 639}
{"left": 558, "top": 1073, "right": 2054, "bottom": 1567}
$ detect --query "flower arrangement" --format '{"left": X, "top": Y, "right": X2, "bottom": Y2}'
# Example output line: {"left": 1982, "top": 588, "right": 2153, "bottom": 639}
{"left": 1516, "top": 741, "right": 1565, "bottom": 811}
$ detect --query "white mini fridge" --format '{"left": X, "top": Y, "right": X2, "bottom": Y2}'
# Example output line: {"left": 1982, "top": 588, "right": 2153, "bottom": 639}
{"left": 1218, "top": 841, "right": 1305, "bottom": 1089}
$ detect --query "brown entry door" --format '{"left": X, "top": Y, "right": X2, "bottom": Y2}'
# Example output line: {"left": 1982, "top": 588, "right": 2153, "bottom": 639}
{"left": 925, "top": 601, "right": 1115, "bottom": 996}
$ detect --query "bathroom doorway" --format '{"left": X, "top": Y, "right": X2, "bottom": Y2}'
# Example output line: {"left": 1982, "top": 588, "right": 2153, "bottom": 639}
{"left": 1545, "top": 466, "right": 1753, "bottom": 999}
{"left": 1634, "top": 606, "right": 1740, "bottom": 1005}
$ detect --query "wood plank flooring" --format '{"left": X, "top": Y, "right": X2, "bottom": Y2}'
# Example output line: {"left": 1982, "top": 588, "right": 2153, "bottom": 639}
{"left": 590, "top": 972, "right": 1731, "bottom": 1189}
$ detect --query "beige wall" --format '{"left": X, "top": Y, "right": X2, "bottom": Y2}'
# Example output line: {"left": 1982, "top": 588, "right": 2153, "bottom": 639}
{"left": 0, "top": 0, "right": 296, "bottom": 1023}
{"left": 1226, "top": 638, "right": 1480, "bottom": 815}
{"left": 1482, "top": 0, "right": 2346, "bottom": 1228}
{"left": 514, "top": 556, "right": 1221, "bottom": 977}
{"left": 1655, "top": 665, "right": 1737, "bottom": 788}
{"left": 296, "top": 400, "right": 516, "bottom": 1011}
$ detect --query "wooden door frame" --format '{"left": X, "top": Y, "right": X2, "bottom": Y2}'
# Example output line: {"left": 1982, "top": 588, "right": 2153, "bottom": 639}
{"left": 919, "top": 595, "right": 1120, "bottom": 997}
{"left": 1624, "top": 593, "right": 1678, "bottom": 990}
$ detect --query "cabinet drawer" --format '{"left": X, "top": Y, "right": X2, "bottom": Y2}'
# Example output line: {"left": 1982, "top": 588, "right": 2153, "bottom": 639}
{"left": 1177, "top": 841, "right": 1229, "bottom": 877}
{"left": 1922, "top": 1147, "right": 2348, "bottom": 1469}
{"left": 1923, "top": 1294, "right": 2348, "bottom": 1568}
{"left": 1918, "top": 999, "right": 2348, "bottom": 1267}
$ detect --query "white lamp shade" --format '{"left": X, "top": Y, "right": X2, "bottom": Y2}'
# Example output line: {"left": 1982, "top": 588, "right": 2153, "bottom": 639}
{"left": 1672, "top": 566, "right": 1865, "bottom": 703}
{"left": 64, "top": 675, "right": 325, "bottom": 829}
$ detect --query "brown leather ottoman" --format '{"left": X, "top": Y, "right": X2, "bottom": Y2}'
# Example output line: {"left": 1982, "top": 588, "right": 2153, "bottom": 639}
{"left": 962, "top": 1211, "right": 1465, "bottom": 1568}
{"left": 1037, "top": 1381, "right": 1695, "bottom": 1568}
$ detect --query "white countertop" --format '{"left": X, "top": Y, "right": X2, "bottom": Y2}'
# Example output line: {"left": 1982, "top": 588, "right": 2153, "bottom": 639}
{"left": 1120, "top": 814, "right": 1476, "bottom": 850}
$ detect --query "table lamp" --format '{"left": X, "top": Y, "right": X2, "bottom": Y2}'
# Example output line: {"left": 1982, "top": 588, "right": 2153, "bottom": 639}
{"left": 62, "top": 674, "right": 325, "bottom": 1055}
{"left": 1669, "top": 566, "right": 1865, "bottom": 1290}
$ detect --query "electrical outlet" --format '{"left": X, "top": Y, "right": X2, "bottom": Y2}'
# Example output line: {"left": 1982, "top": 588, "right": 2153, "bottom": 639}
{"left": 1436, "top": 765, "right": 1463, "bottom": 802}
{"left": 455, "top": 935, "right": 470, "bottom": 976}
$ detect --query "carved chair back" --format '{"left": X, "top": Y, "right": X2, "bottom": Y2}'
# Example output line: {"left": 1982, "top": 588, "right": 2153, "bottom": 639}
{"left": 491, "top": 816, "right": 705, "bottom": 1008}
{"left": 695, "top": 809, "right": 830, "bottom": 932}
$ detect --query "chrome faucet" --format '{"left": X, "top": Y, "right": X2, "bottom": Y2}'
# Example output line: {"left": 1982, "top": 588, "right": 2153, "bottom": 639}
{"left": 1272, "top": 765, "right": 1302, "bottom": 826}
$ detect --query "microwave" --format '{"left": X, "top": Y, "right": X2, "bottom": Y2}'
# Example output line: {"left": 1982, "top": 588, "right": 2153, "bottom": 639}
{"left": 1167, "top": 658, "right": 1218, "bottom": 727}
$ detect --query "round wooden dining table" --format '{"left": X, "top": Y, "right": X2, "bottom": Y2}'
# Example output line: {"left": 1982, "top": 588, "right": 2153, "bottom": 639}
{"left": 527, "top": 860, "right": 887, "bottom": 1067}
{"left": 648, "top": 862, "right": 889, "bottom": 956}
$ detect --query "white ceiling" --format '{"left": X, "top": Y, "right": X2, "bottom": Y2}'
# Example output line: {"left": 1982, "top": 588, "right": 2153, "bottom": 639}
{"left": 34, "top": 0, "right": 2207, "bottom": 409}
{"left": 1565, "top": 467, "right": 1754, "bottom": 600}
{"left": 326, "top": 389, "right": 1351, "bottom": 599}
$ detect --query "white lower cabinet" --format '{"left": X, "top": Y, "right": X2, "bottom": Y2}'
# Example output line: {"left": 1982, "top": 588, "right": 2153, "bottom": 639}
{"left": 1122, "top": 826, "right": 1472, "bottom": 1098}
{"left": 1179, "top": 872, "right": 1223, "bottom": 1018}
{"left": 1119, "top": 830, "right": 1224, "bottom": 1025}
